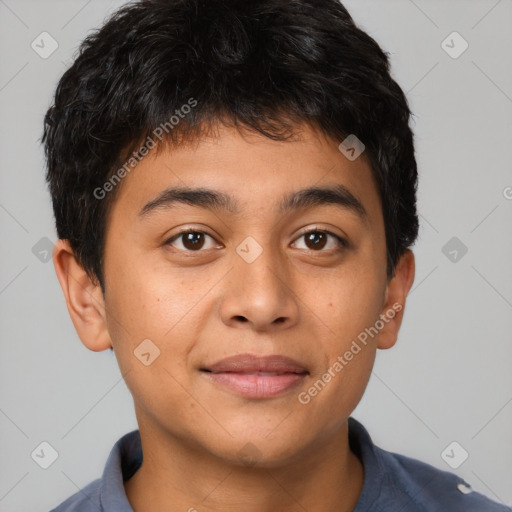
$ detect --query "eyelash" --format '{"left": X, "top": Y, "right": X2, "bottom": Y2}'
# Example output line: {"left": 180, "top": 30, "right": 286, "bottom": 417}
{"left": 165, "top": 228, "right": 348, "bottom": 253}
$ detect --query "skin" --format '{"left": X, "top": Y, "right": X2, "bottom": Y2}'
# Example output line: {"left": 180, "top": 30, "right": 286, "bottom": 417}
{"left": 53, "top": 122, "right": 415, "bottom": 512}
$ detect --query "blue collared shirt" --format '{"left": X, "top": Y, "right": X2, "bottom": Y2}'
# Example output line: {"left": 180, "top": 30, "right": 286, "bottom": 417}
{"left": 50, "top": 417, "right": 510, "bottom": 511}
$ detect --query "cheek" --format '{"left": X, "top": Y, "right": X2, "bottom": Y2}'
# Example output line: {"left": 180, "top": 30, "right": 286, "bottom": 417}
{"left": 105, "top": 249, "right": 203, "bottom": 337}
{"left": 311, "top": 266, "right": 384, "bottom": 346}
{"left": 103, "top": 264, "right": 206, "bottom": 423}
{"left": 299, "top": 262, "right": 383, "bottom": 413}
{"left": 103, "top": 253, "right": 221, "bottom": 384}
{"left": 296, "top": 340, "right": 376, "bottom": 445}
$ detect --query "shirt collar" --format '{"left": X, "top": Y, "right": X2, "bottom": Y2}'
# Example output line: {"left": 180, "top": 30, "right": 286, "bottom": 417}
{"left": 99, "top": 429, "right": 142, "bottom": 511}
{"left": 97, "top": 417, "right": 379, "bottom": 511}
{"left": 349, "top": 417, "right": 384, "bottom": 511}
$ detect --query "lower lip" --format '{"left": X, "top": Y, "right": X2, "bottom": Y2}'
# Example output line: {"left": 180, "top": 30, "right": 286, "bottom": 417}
{"left": 202, "top": 372, "right": 307, "bottom": 399}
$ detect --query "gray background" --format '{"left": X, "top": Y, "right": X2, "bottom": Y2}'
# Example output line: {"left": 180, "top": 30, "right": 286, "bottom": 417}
{"left": 0, "top": 0, "right": 511, "bottom": 510}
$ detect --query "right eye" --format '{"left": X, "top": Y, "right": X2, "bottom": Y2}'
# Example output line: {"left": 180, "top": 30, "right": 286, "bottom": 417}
{"left": 165, "top": 230, "right": 221, "bottom": 252}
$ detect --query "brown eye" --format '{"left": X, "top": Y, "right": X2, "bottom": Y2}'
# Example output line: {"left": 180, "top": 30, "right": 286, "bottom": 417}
{"left": 292, "top": 229, "right": 347, "bottom": 252}
{"left": 182, "top": 232, "right": 205, "bottom": 250}
{"left": 166, "top": 230, "right": 218, "bottom": 251}
{"left": 304, "top": 231, "right": 328, "bottom": 250}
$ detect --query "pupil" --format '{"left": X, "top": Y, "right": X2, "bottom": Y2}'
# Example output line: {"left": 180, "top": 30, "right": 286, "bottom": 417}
{"left": 307, "top": 232, "right": 326, "bottom": 250}
{"left": 184, "top": 232, "right": 204, "bottom": 250}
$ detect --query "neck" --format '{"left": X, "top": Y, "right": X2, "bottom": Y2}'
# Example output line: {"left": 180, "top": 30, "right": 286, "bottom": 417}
{"left": 125, "top": 418, "right": 364, "bottom": 512}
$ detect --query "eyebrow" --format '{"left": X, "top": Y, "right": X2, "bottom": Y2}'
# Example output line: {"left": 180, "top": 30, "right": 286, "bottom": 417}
{"left": 138, "top": 184, "right": 368, "bottom": 221}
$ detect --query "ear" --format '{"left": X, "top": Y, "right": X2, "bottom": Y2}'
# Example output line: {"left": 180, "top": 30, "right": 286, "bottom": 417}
{"left": 52, "top": 239, "right": 112, "bottom": 352}
{"left": 377, "top": 249, "right": 415, "bottom": 350}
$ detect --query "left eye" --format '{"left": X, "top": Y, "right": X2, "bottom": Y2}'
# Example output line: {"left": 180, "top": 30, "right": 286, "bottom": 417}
{"left": 292, "top": 230, "right": 347, "bottom": 252}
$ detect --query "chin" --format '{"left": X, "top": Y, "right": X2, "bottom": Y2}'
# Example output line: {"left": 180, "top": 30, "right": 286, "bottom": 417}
{"left": 203, "top": 429, "right": 313, "bottom": 469}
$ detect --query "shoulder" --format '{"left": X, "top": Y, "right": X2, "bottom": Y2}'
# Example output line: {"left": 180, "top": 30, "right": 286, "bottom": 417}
{"left": 374, "top": 440, "right": 510, "bottom": 511}
{"left": 48, "top": 429, "right": 141, "bottom": 512}
{"left": 348, "top": 418, "right": 510, "bottom": 512}
{"left": 48, "top": 479, "right": 101, "bottom": 512}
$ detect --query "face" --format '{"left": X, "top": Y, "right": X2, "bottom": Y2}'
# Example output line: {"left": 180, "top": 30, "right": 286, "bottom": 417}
{"left": 58, "top": 122, "right": 414, "bottom": 467}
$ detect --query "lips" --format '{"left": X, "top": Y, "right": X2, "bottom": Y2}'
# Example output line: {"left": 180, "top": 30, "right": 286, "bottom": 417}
{"left": 203, "top": 354, "right": 309, "bottom": 374}
{"left": 201, "top": 354, "right": 309, "bottom": 399}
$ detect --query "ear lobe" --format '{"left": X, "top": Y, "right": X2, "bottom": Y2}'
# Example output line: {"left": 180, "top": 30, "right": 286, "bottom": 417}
{"left": 377, "top": 250, "right": 415, "bottom": 350}
{"left": 52, "top": 239, "right": 112, "bottom": 352}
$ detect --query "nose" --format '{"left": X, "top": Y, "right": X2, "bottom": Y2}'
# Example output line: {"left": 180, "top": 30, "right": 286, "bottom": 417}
{"left": 219, "top": 245, "right": 300, "bottom": 332}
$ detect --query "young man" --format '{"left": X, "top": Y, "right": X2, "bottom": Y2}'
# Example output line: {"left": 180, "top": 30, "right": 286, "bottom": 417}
{"left": 43, "top": 0, "right": 509, "bottom": 510}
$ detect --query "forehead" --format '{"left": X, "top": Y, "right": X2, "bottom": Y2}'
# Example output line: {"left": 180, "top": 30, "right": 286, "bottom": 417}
{"left": 108, "top": 123, "right": 383, "bottom": 228}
